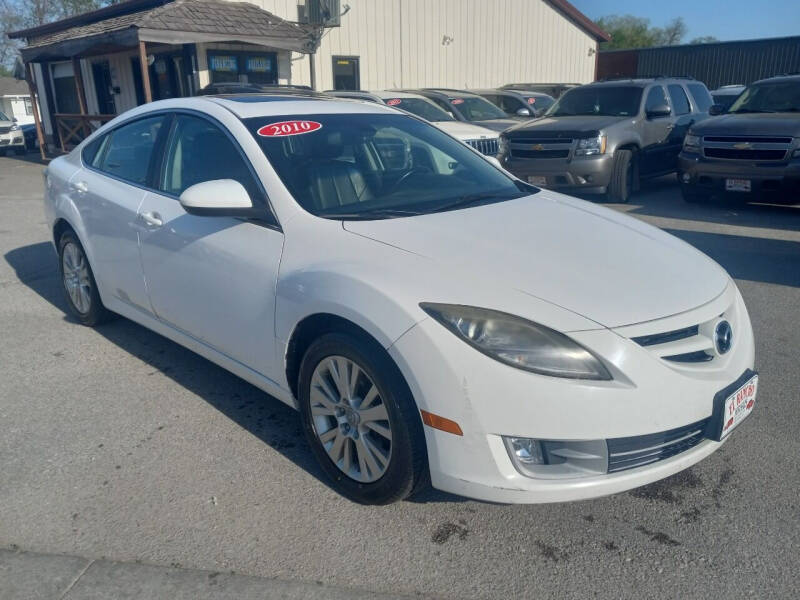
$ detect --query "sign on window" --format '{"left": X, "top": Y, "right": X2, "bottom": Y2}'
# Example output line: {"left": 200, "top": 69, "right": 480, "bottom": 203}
{"left": 247, "top": 57, "right": 272, "bottom": 72}
{"left": 210, "top": 55, "right": 238, "bottom": 72}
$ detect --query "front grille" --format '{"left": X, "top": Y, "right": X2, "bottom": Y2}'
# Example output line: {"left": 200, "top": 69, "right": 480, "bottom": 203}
{"left": 512, "top": 149, "right": 569, "bottom": 159}
{"left": 704, "top": 135, "right": 793, "bottom": 144}
{"left": 466, "top": 138, "right": 499, "bottom": 156}
{"left": 0, "top": 126, "right": 10, "bottom": 134}
{"left": 704, "top": 147, "right": 787, "bottom": 161}
{"left": 633, "top": 325, "right": 698, "bottom": 347}
{"left": 511, "top": 137, "right": 574, "bottom": 145}
{"left": 606, "top": 419, "right": 709, "bottom": 473}
{"left": 663, "top": 350, "right": 714, "bottom": 363}
{"left": 0, "top": 139, "right": 9, "bottom": 146}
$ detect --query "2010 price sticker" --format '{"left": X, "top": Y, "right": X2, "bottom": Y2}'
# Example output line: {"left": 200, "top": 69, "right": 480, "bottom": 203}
{"left": 386, "top": 98, "right": 403, "bottom": 106}
{"left": 257, "top": 120, "right": 322, "bottom": 137}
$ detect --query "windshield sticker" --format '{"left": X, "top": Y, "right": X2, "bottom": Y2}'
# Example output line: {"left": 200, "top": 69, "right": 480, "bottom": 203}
{"left": 451, "top": 98, "right": 464, "bottom": 105}
{"left": 257, "top": 120, "right": 322, "bottom": 137}
{"left": 527, "top": 97, "right": 537, "bottom": 104}
{"left": 386, "top": 98, "right": 403, "bottom": 106}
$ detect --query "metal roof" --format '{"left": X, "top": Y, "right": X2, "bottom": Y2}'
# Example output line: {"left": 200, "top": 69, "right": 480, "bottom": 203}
{"left": 0, "top": 77, "right": 30, "bottom": 97}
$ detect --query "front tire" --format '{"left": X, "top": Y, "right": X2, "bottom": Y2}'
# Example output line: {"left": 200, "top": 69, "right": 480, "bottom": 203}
{"left": 607, "top": 149, "right": 635, "bottom": 203}
{"left": 58, "top": 230, "right": 114, "bottom": 326}
{"left": 298, "top": 332, "right": 428, "bottom": 504}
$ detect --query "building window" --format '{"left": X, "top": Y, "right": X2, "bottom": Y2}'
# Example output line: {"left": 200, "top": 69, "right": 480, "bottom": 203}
{"left": 24, "top": 98, "right": 33, "bottom": 115}
{"left": 332, "top": 56, "right": 360, "bottom": 90}
{"left": 207, "top": 51, "right": 277, "bottom": 85}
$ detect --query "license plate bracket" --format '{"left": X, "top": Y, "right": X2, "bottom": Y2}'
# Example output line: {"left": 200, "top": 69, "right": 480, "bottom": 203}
{"left": 706, "top": 369, "right": 758, "bottom": 442}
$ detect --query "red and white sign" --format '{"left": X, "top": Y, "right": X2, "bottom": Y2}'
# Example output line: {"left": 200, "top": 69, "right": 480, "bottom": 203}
{"left": 257, "top": 120, "right": 322, "bottom": 137}
{"left": 527, "top": 97, "right": 537, "bottom": 105}
{"left": 386, "top": 98, "right": 402, "bottom": 106}
{"left": 451, "top": 98, "right": 464, "bottom": 105}
{"left": 720, "top": 375, "right": 757, "bottom": 439}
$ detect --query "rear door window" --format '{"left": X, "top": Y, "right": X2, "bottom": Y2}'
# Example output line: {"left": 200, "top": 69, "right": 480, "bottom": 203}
{"left": 667, "top": 84, "right": 691, "bottom": 115}
{"left": 687, "top": 83, "right": 714, "bottom": 112}
{"left": 94, "top": 115, "right": 165, "bottom": 185}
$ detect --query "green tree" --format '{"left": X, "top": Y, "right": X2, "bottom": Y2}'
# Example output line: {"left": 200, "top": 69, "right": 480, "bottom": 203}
{"left": 690, "top": 36, "right": 719, "bottom": 44}
{"left": 596, "top": 14, "right": 694, "bottom": 50}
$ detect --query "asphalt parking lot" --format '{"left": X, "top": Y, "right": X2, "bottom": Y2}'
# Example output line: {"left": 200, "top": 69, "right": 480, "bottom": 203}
{"left": 1, "top": 153, "right": 799, "bottom": 599}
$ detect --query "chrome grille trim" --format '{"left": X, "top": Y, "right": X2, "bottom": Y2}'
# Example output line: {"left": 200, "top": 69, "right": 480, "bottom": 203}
{"left": 0, "top": 126, "right": 11, "bottom": 134}
{"left": 607, "top": 419, "right": 708, "bottom": 473}
{"left": 466, "top": 138, "right": 499, "bottom": 156}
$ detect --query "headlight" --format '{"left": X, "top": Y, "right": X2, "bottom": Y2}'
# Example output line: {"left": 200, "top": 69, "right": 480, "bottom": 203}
{"left": 575, "top": 134, "right": 606, "bottom": 156}
{"left": 10, "top": 124, "right": 20, "bottom": 131}
{"left": 420, "top": 303, "right": 612, "bottom": 380}
{"left": 498, "top": 135, "right": 509, "bottom": 157}
{"left": 683, "top": 133, "right": 701, "bottom": 151}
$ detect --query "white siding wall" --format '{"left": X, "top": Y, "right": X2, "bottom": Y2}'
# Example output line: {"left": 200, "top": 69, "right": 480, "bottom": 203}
{"left": 244, "top": 0, "right": 598, "bottom": 90}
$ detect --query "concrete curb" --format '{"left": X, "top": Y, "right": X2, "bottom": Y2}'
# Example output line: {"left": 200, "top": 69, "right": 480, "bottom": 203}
{"left": 0, "top": 548, "right": 430, "bottom": 600}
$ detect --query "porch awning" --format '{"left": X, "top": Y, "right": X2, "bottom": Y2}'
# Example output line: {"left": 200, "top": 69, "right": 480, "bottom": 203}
{"left": 9, "top": 0, "right": 319, "bottom": 63}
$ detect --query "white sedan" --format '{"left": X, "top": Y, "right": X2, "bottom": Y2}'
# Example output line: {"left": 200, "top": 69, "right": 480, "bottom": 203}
{"left": 43, "top": 91, "right": 757, "bottom": 504}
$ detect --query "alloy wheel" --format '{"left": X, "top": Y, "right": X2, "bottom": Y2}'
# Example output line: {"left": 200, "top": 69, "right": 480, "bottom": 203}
{"left": 62, "top": 241, "right": 92, "bottom": 314}
{"left": 309, "top": 356, "right": 393, "bottom": 483}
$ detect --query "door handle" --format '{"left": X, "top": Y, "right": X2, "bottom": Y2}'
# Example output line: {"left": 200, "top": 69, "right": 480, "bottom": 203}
{"left": 72, "top": 180, "right": 88, "bottom": 193}
{"left": 139, "top": 211, "right": 163, "bottom": 227}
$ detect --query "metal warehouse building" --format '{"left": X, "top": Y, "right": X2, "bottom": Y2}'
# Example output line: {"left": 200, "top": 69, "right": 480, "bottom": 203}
{"left": 9, "top": 0, "right": 608, "bottom": 154}
{"left": 598, "top": 35, "right": 800, "bottom": 90}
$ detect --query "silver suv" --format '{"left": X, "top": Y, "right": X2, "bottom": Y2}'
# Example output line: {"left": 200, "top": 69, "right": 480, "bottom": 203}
{"left": 498, "top": 77, "right": 714, "bottom": 202}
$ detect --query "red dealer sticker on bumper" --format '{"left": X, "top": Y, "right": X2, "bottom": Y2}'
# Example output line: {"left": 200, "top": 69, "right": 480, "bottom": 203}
{"left": 257, "top": 120, "right": 322, "bottom": 137}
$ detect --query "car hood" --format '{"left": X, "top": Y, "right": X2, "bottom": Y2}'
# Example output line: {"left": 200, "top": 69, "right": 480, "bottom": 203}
{"left": 473, "top": 118, "right": 521, "bottom": 132}
{"left": 506, "top": 115, "right": 627, "bottom": 138}
{"left": 691, "top": 113, "right": 800, "bottom": 136}
{"left": 434, "top": 120, "right": 499, "bottom": 141}
{"left": 343, "top": 191, "right": 728, "bottom": 329}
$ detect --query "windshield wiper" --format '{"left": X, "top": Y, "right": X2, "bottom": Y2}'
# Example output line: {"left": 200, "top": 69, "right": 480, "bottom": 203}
{"left": 430, "top": 192, "right": 524, "bottom": 213}
{"left": 316, "top": 208, "right": 423, "bottom": 220}
{"left": 730, "top": 109, "right": 777, "bottom": 114}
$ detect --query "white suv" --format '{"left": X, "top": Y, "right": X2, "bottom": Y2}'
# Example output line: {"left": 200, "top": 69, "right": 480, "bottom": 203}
{"left": 0, "top": 110, "right": 26, "bottom": 155}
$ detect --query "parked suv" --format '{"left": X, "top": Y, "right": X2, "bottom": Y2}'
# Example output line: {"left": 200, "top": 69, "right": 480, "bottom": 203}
{"left": 499, "top": 77, "right": 714, "bottom": 202}
{"left": 0, "top": 110, "right": 26, "bottom": 155}
{"left": 401, "top": 89, "right": 519, "bottom": 132}
{"left": 471, "top": 89, "right": 555, "bottom": 119}
{"left": 679, "top": 74, "right": 800, "bottom": 202}
{"left": 501, "top": 83, "right": 579, "bottom": 99}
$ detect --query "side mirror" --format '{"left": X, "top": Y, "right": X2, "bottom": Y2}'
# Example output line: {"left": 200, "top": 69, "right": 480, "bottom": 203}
{"left": 646, "top": 104, "right": 671, "bottom": 119}
{"left": 515, "top": 107, "right": 531, "bottom": 117}
{"left": 709, "top": 104, "right": 725, "bottom": 116}
{"left": 179, "top": 179, "right": 257, "bottom": 217}
{"left": 12, "top": 117, "right": 18, "bottom": 123}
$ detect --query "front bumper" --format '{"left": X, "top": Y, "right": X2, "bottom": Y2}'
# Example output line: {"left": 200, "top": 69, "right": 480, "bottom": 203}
{"left": 679, "top": 151, "right": 800, "bottom": 199}
{"left": 503, "top": 154, "right": 613, "bottom": 194}
{"left": 0, "top": 132, "right": 25, "bottom": 149}
{"left": 389, "top": 283, "right": 755, "bottom": 503}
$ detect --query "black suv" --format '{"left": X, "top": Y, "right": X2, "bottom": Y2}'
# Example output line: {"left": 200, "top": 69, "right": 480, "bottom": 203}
{"left": 679, "top": 74, "right": 800, "bottom": 202}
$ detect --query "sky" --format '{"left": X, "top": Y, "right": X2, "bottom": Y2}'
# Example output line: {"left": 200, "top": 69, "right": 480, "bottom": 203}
{"left": 570, "top": 0, "right": 800, "bottom": 43}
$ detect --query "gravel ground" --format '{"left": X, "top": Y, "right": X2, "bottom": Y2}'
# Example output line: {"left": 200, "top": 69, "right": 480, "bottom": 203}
{"left": 1, "top": 154, "right": 799, "bottom": 599}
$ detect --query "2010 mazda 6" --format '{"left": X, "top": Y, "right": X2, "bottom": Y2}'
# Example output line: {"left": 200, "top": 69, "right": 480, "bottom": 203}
{"left": 43, "top": 91, "right": 757, "bottom": 504}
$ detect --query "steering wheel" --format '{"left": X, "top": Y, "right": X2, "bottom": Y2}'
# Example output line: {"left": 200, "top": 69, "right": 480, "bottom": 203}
{"left": 388, "top": 167, "right": 433, "bottom": 192}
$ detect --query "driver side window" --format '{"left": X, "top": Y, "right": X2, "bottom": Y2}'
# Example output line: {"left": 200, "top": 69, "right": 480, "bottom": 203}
{"left": 645, "top": 86, "right": 669, "bottom": 113}
{"left": 160, "top": 114, "right": 261, "bottom": 202}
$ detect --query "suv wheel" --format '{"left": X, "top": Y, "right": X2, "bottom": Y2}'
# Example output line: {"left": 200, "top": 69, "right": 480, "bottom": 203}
{"left": 681, "top": 185, "right": 710, "bottom": 204}
{"left": 298, "top": 332, "right": 428, "bottom": 504}
{"left": 608, "top": 149, "right": 635, "bottom": 203}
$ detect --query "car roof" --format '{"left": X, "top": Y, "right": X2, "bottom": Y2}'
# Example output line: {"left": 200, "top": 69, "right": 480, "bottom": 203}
{"left": 471, "top": 88, "right": 553, "bottom": 98}
{"left": 370, "top": 90, "right": 430, "bottom": 100}
{"left": 590, "top": 77, "right": 702, "bottom": 88}
{"left": 753, "top": 74, "right": 800, "bottom": 85}
{"left": 414, "top": 88, "right": 484, "bottom": 99}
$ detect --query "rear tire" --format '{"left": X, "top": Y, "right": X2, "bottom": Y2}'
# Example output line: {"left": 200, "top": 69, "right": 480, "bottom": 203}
{"left": 58, "top": 230, "right": 114, "bottom": 326}
{"left": 298, "top": 331, "right": 428, "bottom": 504}
{"left": 607, "top": 149, "right": 635, "bottom": 203}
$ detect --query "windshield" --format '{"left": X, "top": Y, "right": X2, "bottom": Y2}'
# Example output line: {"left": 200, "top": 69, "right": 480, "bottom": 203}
{"left": 246, "top": 113, "right": 533, "bottom": 220}
{"left": 728, "top": 82, "right": 800, "bottom": 113}
{"left": 449, "top": 96, "right": 508, "bottom": 121}
{"left": 547, "top": 86, "right": 643, "bottom": 117}
{"left": 385, "top": 97, "right": 455, "bottom": 122}
{"left": 0, "top": 111, "right": 10, "bottom": 121}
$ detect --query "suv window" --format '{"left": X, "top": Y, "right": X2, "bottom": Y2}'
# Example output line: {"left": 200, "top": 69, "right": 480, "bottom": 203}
{"left": 499, "top": 95, "right": 526, "bottom": 114}
{"left": 549, "top": 86, "right": 643, "bottom": 117}
{"left": 667, "top": 84, "right": 691, "bottom": 115}
{"left": 160, "top": 114, "right": 261, "bottom": 201}
{"left": 429, "top": 96, "right": 456, "bottom": 117}
{"left": 687, "top": 83, "right": 713, "bottom": 112}
{"left": 645, "top": 86, "right": 670, "bottom": 113}
{"left": 94, "top": 116, "right": 165, "bottom": 184}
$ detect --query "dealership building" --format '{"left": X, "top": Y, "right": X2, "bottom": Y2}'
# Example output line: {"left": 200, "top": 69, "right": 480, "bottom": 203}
{"left": 9, "top": 0, "right": 608, "bottom": 153}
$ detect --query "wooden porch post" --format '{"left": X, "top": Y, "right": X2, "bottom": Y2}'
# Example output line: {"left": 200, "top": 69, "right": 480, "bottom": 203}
{"left": 138, "top": 40, "right": 153, "bottom": 103}
{"left": 72, "top": 57, "right": 90, "bottom": 137}
{"left": 25, "top": 63, "right": 47, "bottom": 161}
